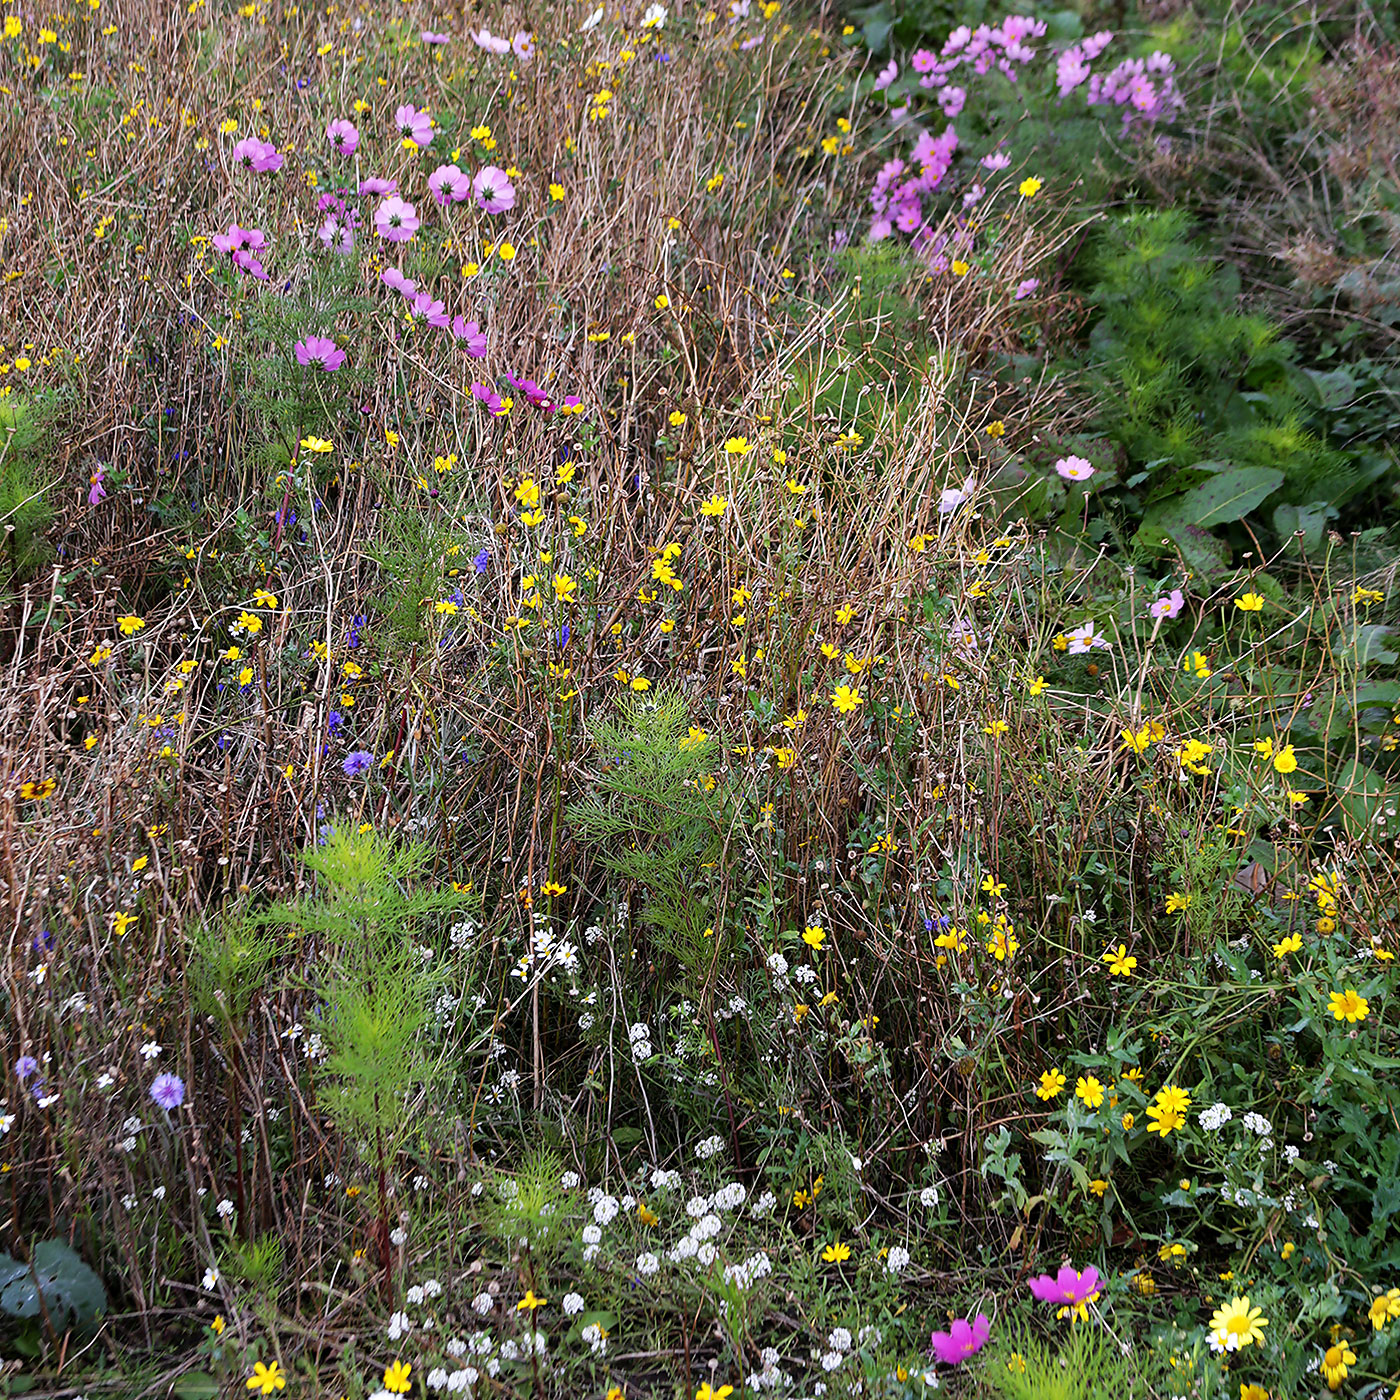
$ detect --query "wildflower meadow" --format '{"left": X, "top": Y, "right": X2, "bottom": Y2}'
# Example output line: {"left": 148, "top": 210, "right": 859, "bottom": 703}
{"left": 1, "top": 0, "right": 1399, "bottom": 1396}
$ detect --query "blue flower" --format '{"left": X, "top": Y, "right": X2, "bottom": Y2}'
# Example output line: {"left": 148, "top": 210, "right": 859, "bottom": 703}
{"left": 327, "top": 710, "right": 344, "bottom": 736}
{"left": 473, "top": 548, "right": 490, "bottom": 574}
{"left": 343, "top": 751, "right": 373, "bottom": 777}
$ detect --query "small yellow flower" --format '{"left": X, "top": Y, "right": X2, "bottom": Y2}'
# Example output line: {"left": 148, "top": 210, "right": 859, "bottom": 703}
{"left": 516, "top": 1290, "right": 547, "bottom": 1311}
{"left": 820, "top": 1240, "right": 851, "bottom": 1263}
{"left": 1321, "top": 1341, "right": 1356, "bottom": 1389}
{"left": 700, "top": 494, "right": 728, "bottom": 516}
{"left": 1272, "top": 744, "right": 1298, "bottom": 774}
{"left": 1234, "top": 591, "right": 1264, "bottom": 612}
{"left": 383, "top": 1361, "right": 412, "bottom": 1395}
{"left": 1035, "top": 1068, "right": 1066, "bottom": 1100}
{"left": 1018, "top": 175, "right": 1043, "bottom": 197}
{"left": 246, "top": 1362, "right": 286, "bottom": 1396}
{"left": 1075, "top": 1075, "right": 1105, "bottom": 1109}
{"left": 724, "top": 436, "right": 752, "bottom": 455}
{"left": 1103, "top": 944, "right": 1137, "bottom": 977}
{"left": 830, "top": 683, "right": 864, "bottom": 714}
{"left": 802, "top": 924, "right": 826, "bottom": 951}
{"left": 117, "top": 614, "right": 146, "bottom": 635}
{"left": 1328, "top": 987, "right": 1369, "bottom": 1023}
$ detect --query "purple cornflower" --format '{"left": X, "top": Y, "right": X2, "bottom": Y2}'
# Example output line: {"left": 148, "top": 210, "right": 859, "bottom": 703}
{"left": 343, "top": 751, "right": 373, "bottom": 777}
{"left": 327, "top": 711, "right": 343, "bottom": 736}
{"left": 472, "top": 165, "right": 515, "bottom": 214}
{"left": 15, "top": 1055, "right": 38, "bottom": 1080}
{"left": 150, "top": 1073, "right": 186, "bottom": 1110}
{"left": 295, "top": 335, "right": 346, "bottom": 372}
{"left": 929, "top": 1314, "right": 990, "bottom": 1365}
{"left": 374, "top": 197, "right": 420, "bottom": 243}
{"left": 326, "top": 118, "right": 359, "bottom": 156}
{"left": 1150, "top": 588, "right": 1185, "bottom": 620}
{"left": 394, "top": 103, "right": 434, "bottom": 148}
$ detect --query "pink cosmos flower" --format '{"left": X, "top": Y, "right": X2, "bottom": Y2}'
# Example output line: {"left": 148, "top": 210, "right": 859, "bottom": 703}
{"left": 212, "top": 223, "right": 267, "bottom": 257}
{"left": 231, "top": 249, "right": 269, "bottom": 279}
{"left": 874, "top": 58, "right": 898, "bottom": 90}
{"left": 472, "top": 166, "right": 515, "bottom": 214}
{"left": 295, "top": 335, "right": 346, "bottom": 372}
{"left": 1014, "top": 277, "right": 1040, "bottom": 300}
{"left": 318, "top": 217, "right": 355, "bottom": 255}
{"left": 929, "top": 1314, "right": 990, "bottom": 1365}
{"left": 87, "top": 465, "right": 107, "bottom": 506}
{"left": 429, "top": 163, "right": 472, "bottom": 204}
{"left": 450, "top": 316, "right": 488, "bottom": 356}
{"left": 326, "top": 118, "right": 359, "bottom": 156}
{"left": 472, "top": 27, "right": 511, "bottom": 53}
{"left": 939, "top": 477, "right": 973, "bottom": 512}
{"left": 1055, "top": 455, "right": 1095, "bottom": 481}
{"left": 420, "top": 29, "right": 450, "bottom": 44}
{"left": 1028, "top": 1263, "right": 1103, "bottom": 1307}
{"left": 470, "top": 381, "right": 504, "bottom": 413}
{"left": 939, "top": 85, "right": 967, "bottom": 118}
{"left": 512, "top": 31, "right": 534, "bottom": 59}
{"left": 409, "top": 292, "right": 450, "bottom": 329}
{"left": 394, "top": 104, "right": 434, "bottom": 148}
{"left": 232, "top": 137, "right": 283, "bottom": 173}
{"left": 981, "top": 151, "right": 1012, "bottom": 171}
{"left": 1066, "top": 621, "right": 1110, "bottom": 655}
{"left": 507, "top": 372, "right": 554, "bottom": 409}
{"left": 381, "top": 267, "right": 417, "bottom": 298}
{"left": 1150, "top": 588, "right": 1185, "bottom": 620}
{"left": 374, "top": 196, "right": 420, "bottom": 243}
{"left": 358, "top": 176, "right": 397, "bottom": 197}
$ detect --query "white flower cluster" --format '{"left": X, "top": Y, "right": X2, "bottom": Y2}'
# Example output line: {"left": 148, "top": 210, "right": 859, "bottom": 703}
{"left": 886, "top": 1245, "right": 911, "bottom": 1274}
{"left": 695, "top": 1133, "right": 726, "bottom": 1160}
{"left": 1198, "top": 1102, "right": 1232, "bottom": 1131}
{"left": 629, "top": 1022, "right": 653, "bottom": 1061}
{"left": 748, "top": 1346, "right": 790, "bottom": 1391}
{"left": 721, "top": 1250, "right": 772, "bottom": 1291}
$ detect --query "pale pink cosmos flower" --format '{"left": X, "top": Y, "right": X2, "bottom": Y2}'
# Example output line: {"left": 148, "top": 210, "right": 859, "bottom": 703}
{"left": 512, "top": 31, "right": 534, "bottom": 59}
{"left": 981, "top": 151, "right": 1011, "bottom": 171}
{"left": 374, "top": 197, "right": 420, "bottom": 242}
{"left": 1150, "top": 588, "right": 1185, "bottom": 620}
{"left": 1055, "top": 455, "right": 1095, "bottom": 481}
{"left": 295, "top": 335, "right": 346, "bottom": 372}
{"left": 1014, "top": 277, "right": 1040, "bottom": 300}
{"left": 318, "top": 218, "right": 355, "bottom": 255}
{"left": 394, "top": 104, "right": 434, "bottom": 148}
{"left": 326, "top": 119, "right": 359, "bottom": 156}
{"left": 87, "top": 465, "right": 107, "bottom": 506}
{"left": 420, "top": 29, "right": 450, "bottom": 44}
{"left": 472, "top": 166, "right": 515, "bottom": 214}
{"left": 1066, "top": 621, "right": 1110, "bottom": 654}
{"left": 472, "top": 27, "right": 511, "bottom": 53}
{"left": 939, "top": 477, "right": 974, "bottom": 512}
{"left": 450, "top": 316, "right": 487, "bottom": 356}
{"left": 429, "top": 164, "right": 472, "bottom": 204}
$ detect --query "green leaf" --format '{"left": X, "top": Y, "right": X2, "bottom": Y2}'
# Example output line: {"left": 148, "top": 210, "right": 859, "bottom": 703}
{"left": 1333, "top": 757, "right": 1386, "bottom": 828}
{"left": 172, "top": 1374, "right": 222, "bottom": 1400}
{"left": 1176, "top": 466, "right": 1284, "bottom": 527}
{"left": 0, "top": 1240, "right": 107, "bottom": 1331}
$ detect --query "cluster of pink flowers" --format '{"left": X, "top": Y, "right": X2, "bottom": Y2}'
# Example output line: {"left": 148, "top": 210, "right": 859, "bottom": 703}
{"left": 472, "top": 25, "right": 533, "bottom": 58}
{"left": 869, "top": 126, "right": 958, "bottom": 244}
{"left": 1086, "top": 52, "right": 1182, "bottom": 130}
{"left": 212, "top": 223, "right": 269, "bottom": 279}
{"left": 1055, "top": 30, "right": 1114, "bottom": 96}
{"left": 928, "top": 1263, "right": 1104, "bottom": 1370}
{"left": 909, "top": 14, "right": 1049, "bottom": 92}
{"left": 381, "top": 269, "right": 487, "bottom": 356}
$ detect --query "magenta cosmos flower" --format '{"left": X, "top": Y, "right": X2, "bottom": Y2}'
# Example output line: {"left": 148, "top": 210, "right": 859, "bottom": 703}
{"left": 470, "top": 381, "right": 504, "bottom": 413}
{"left": 358, "top": 176, "right": 397, "bottom": 197}
{"left": 326, "top": 118, "right": 359, "bottom": 156}
{"left": 930, "top": 1314, "right": 990, "bottom": 1365}
{"left": 409, "top": 292, "right": 450, "bottom": 329}
{"left": 429, "top": 163, "right": 472, "bottom": 205}
{"left": 1055, "top": 454, "right": 1095, "bottom": 481}
{"left": 472, "top": 165, "right": 515, "bottom": 214}
{"left": 231, "top": 136, "right": 283, "bottom": 173}
{"left": 394, "top": 103, "right": 434, "bottom": 148}
{"left": 1149, "top": 588, "right": 1185, "bottom": 619}
{"left": 318, "top": 217, "right": 355, "bottom": 255}
{"left": 1028, "top": 1263, "right": 1102, "bottom": 1308}
{"left": 450, "top": 316, "right": 487, "bottom": 356}
{"left": 295, "top": 335, "right": 346, "bottom": 372}
{"left": 374, "top": 197, "right": 420, "bottom": 243}
{"left": 212, "top": 223, "right": 267, "bottom": 257}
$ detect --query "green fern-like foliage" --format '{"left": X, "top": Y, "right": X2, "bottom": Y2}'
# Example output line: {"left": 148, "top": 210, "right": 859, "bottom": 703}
{"left": 480, "top": 1146, "right": 568, "bottom": 1258}
{"left": 566, "top": 691, "right": 723, "bottom": 963}
{"left": 0, "top": 396, "right": 56, "bottom": 593}
{"left": 986, "top": 1323, "right": 1150, "bottom": 1400}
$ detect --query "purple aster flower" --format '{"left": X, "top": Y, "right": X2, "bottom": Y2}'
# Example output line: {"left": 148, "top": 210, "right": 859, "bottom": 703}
{"left": 343, "top": 751, "right": 373, "bottom": 777}
{"left": 88, "top": 465, "right": 107, "bottom": 506}
{"left": 150, "top": 1072, "right": 185, "bottom": 1111}
{"left": 930, "top": 1314, "right": 990, "bottom": 1364}
{"left": 472, "top": 165, "right": 515, "bottom": 214}
{"left": 294, "top": 335, "right": 346, "bottom": 372}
